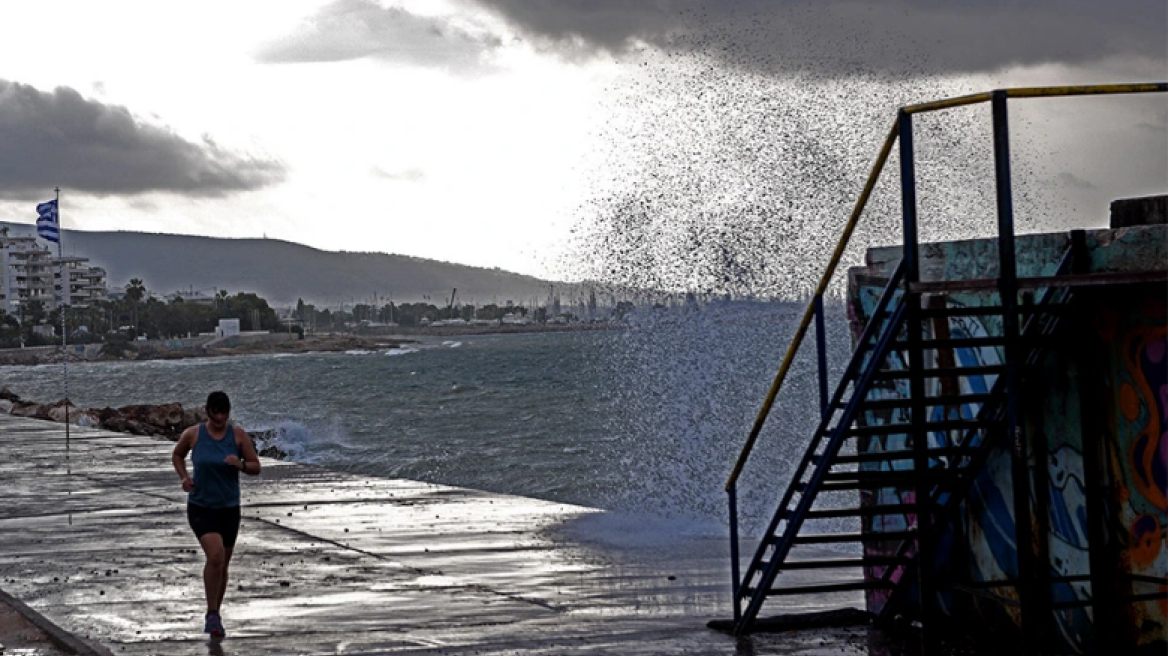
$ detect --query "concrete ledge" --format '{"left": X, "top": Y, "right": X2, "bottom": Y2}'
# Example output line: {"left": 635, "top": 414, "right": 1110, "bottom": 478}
{"left": 1111, "top": 194, "right": 1167, "bottom": 228}
{"left": 0, "top": 586, "right": 110, "bottom": 656}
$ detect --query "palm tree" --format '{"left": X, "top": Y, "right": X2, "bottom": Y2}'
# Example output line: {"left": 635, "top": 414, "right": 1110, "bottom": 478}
{"left": 125, "top": 278, "right": 146, "bottom": 338}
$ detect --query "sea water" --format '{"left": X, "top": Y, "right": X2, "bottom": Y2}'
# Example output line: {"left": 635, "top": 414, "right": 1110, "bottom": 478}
{"left": 6, "top": 301, "right": 853, "bottom": 540}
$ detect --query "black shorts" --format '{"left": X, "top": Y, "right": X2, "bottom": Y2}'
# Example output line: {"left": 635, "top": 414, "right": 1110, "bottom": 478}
{"left": 187, "top": 503, "right": 242, "bottom": 548}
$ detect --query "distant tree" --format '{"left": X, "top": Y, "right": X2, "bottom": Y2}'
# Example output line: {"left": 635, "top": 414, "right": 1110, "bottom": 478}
{"left": 223, "top": 292, "right": 278, "bottom": 331}
{"left": 21, "top": 299, "right": 47, "bottom": 326}
{"left": 101, "top": 333, "right": 133, "bottom": 358}
{"left": 17, "top": 299, "right": 48, "bottom": 344}
{"left": 352, "top": 303, "right": 374, "bottom": 323}
{"left": 0, "top": 312, "right": 20, "bottom": 348}
{"left": 394, "top": 303, "right": 438, "bottom": 326}
{"left": 378, "top": 303, "right": 396, "bottom": 324}
{"left": 125, "top": 278, "right": 146, "bottom": 337}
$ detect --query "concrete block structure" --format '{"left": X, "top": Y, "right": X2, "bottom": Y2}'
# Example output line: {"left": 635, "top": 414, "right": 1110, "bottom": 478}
{"left": 846, "top": 198, "right": 1166, "bottom": 653}
{"left": 723, "top": 85, "right": 1165, "bottom": 655}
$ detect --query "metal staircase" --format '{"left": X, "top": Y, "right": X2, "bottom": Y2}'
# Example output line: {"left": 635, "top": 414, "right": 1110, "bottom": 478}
{"left": 734, "top": 249, "right": 1077, "bottom": 631}
{"left": 720, "top": 83, "right": 1167, "bottom": 646}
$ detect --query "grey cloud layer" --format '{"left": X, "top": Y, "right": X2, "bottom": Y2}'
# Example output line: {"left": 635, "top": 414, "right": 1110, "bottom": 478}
{"left": 468, "top": 0, "right": 1166, "bottom": 75}
{"left": 0, "top": 81, "right": 284, "bottom": 200}
{"left": 257, "top": 0, "right": 501, "bottom": 70}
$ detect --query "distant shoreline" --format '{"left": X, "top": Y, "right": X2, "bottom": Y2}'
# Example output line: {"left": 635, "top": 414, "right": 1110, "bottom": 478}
{"left": 0, "top": 322, "right": 622, "bottom": 366}
{"left": 367, "top": 321, "right": 621, "bottom": 338}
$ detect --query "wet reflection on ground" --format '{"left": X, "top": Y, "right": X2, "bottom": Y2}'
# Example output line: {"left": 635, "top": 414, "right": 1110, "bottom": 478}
{"left": 1, "top": 416, "right": 1011, "bottom": 655}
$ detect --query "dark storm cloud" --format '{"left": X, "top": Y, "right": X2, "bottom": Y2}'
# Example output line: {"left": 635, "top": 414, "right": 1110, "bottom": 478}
{"left": 257, "top": 0, "right": 502, "bottom": 71}
{"left": 468, "top": 0, "right": 1166, "bottom": 75}
{"left": 0, "top": 81, "right": 284, "bottom": 200}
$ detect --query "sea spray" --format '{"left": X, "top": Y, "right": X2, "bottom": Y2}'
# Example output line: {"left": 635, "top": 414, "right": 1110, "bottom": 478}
{"left": 590, "top": 299, "right": 853, "bottom": 537}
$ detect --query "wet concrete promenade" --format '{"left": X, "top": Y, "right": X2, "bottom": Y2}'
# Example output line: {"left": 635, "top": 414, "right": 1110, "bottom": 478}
{"left": 0, "top": 415, "right": 884, "bottom": 655}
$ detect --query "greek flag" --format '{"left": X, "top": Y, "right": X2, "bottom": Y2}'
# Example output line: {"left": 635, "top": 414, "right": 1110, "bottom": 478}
{"left": 36, "top": 199, "right": 59, "bottom": 243}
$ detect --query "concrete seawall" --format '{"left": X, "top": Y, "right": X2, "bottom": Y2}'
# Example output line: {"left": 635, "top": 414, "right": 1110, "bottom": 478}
{"left": 0, "top": 414, "right": 884, "bottom": 655}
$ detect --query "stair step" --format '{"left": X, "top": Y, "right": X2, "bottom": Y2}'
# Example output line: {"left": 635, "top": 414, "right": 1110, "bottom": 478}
{"left": 919, "top": 305, "right": 1006, "bottom": 318}
{"left": 845, "top": 392, "right": 999, "bottom": 411}
{"left": 1050, "top": 591, "right": 1168, "bottom": 610}
{"left": 759, "top": 555, "right": 912, "bottom": 572}
{"left": 893, "top": 336, "right": 1007, "bottom": 350}
{"left": 804, "top": 471, "right": 970, "bottom": 492}
{"left": 785, "top": 530, "right": 918, "bottom": 545}
{"left": 745, "top": 579, "right": 896, "bottom": 598}
{"left": 919, "top": 304, "right": 1072, "bottom": 319}
{"left": 816, "top": 447, "right": 979, "bottom": 465}
{"left": 872, "top": 365, "right": 1005, "bottom": 381}
{"left": 821, "top": 467, "right": 966, "bottom": 481}
{"left": 781, "top": 503, "right": 918, "bottom": 519}
{"left": 827, "top": 419, "right": 1001, "bottom": 438}
{"left": 777, "top": 556, "right": 911, "bottom": 570}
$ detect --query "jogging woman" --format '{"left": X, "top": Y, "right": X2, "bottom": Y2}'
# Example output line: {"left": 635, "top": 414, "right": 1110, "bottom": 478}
{"left": 171, "top": 391, "right": 261, "bottom": 639}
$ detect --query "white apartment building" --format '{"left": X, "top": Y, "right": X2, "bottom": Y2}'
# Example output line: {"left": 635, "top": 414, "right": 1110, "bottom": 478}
{"left": 0, "top": 229, "right": 108, "bottom": 316}
{"left": 0, "top": 231, "right": 54, "bottom": 315}
{"left": 55, "top": 256, "right": 108, "bottom": 307}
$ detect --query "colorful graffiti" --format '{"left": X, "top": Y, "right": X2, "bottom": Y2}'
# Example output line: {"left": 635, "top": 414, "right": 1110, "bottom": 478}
{"left": 1098, "top": 296, "right": 1168, "bottom": 630}
{"left": 848, "top": 278, "right": 1168, "bottom": 654}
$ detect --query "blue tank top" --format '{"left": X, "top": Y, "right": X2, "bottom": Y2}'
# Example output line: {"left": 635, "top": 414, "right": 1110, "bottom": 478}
{"left": 189, "top": 423, "right": 241, "bottom": 509}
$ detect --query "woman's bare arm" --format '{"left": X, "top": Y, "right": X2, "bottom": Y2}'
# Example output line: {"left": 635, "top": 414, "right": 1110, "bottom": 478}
{"left": 230, "top": 426, "right": 262, "bottom": 476}
{"left": 172, "top": 427, "right": 196, "bottom": 492}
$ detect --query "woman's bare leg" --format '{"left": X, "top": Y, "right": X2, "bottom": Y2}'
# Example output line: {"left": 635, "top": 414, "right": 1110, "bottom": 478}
{"left": 198, "top": 533, "right": 227, "bottom": 613}
{"left": 216, "top": 548, "right": 234, "bottom": 611}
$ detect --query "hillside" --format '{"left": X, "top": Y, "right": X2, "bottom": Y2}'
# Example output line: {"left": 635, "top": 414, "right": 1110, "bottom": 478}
{"left": 1, "top": 223, "right": 560, "bottom": 308}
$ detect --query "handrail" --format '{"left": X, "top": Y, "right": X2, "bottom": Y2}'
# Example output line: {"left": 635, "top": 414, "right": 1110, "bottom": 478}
{"left": 903, "top": 91, "right": 993, "bottom": 115}
{"left": 724, "top": 81, "right": 1167, "bottom": 491}
{"left": 902, "top": 83, "right": 1165, "bottom": 114}
{"left": 723, "top": 119, "right": 899, "bottom": 490}
{"left": 736, "top": 260, "right": 907, "bottom": 619}
{"left": 1006, "top": 83, "right": 1167, "bottom": 99}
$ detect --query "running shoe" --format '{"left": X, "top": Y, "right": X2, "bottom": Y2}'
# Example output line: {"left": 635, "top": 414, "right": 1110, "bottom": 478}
{"left": 205, "top": 612, "right": 226, "bottom": 639}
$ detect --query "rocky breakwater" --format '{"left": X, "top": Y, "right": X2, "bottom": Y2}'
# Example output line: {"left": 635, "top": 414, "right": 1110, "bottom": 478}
{"left": 0, "top": 387, "right": 286, "bottom": 457}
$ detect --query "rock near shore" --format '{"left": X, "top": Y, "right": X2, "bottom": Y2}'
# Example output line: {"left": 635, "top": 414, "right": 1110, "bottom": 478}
{"left": 0, "top": 387, "right": 285, "bottom": 457}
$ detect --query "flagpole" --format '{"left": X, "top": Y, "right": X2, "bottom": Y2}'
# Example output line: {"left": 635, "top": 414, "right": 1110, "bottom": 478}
{"left": 54, "top": 187, "right": 70, "bottom": 471}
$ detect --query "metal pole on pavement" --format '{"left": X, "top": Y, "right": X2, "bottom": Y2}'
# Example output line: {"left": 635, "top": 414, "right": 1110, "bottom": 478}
{"left": 55, "top": 187, "right": 70, "bottom": 473}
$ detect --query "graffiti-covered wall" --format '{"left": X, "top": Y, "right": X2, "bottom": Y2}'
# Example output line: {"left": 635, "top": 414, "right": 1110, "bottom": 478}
{"left": 1090, "top": 286, "right": 1167, "bottom": 646}
{"left": 847, "top": 223, "right": 1167, "bottom": 654}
